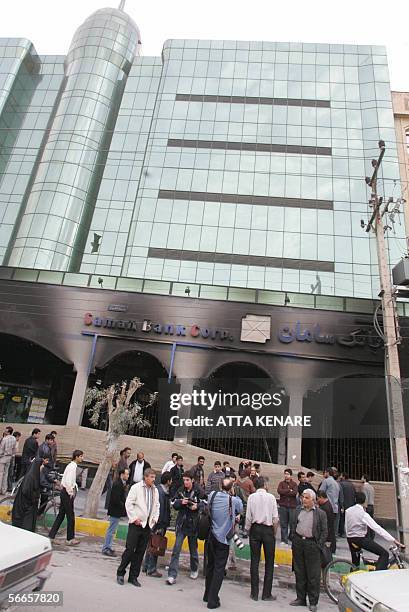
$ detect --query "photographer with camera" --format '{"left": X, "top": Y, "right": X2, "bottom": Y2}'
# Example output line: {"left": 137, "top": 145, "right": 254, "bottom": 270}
{"left": 227, "top": 473, "right": 246, "bottom": 570}
{"left": 203, "top": 477, "right": 243, "bottom": 610}
{"left": 166, "top": 470, "right": 204, "bottom": 585}
{"left": 245, "top": 476, "right": 279, "bottom": 602}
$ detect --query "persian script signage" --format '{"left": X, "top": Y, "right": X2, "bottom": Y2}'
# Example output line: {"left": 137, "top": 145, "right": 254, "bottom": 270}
{"left": 278, "top": 321, "right": 383, "bottom": 350}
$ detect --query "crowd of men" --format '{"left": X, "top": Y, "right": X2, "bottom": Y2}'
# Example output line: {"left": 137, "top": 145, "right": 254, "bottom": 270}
{"left": 99, "top": 451, "right": 404, "bottom": 611}
{"left": 0, "top": 426, "right": 59, "bottom": 494}
{"left": 1, "top": 431, "right": 404, "bottom": 610}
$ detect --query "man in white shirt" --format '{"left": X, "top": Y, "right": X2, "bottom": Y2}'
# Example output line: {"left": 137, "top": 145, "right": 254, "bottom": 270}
{"left": 0, "top": 426, "right": 17, "bottom": 494}
{"left": 346, "top": 491, "right": 404, "bottom": 570}
{"left": 245, "top": 477, "right": 279, "bottom": 602}
{"left": 49, "top": 449, "right": 84, "bottom": 545}
{"left": 162, "top": 452, "right": 178, "bottom": 474}
{"left": 129, "top": 452, "right": 151, "bottom": 484}
{"left": 116, "top": 468, "right": 159, "bottom": 587}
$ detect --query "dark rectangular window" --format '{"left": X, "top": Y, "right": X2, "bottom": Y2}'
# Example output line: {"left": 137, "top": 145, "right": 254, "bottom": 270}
{"left": 175, "top": 94, "right": 331, "bottom": 108}
{"left": 167, "top": 139, "right": 332, "bottom": 156}
{"left": 158, "top": 189, "right": 333, "bottom": 211}
{"left": 148, "top": 248, "right": 334, "bottom": 273}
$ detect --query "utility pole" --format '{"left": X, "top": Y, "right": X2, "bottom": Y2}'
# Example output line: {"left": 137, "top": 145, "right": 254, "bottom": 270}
{"left": 365, "top": 140, "right": 409, "bottom": 547}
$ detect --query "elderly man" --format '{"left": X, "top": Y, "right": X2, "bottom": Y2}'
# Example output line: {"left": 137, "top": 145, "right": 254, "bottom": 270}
{"left": 116, "top": 468, "right": 159, "bottom": 586}
{"left": 291, "top": 489, "right": 327, "bottom": 612}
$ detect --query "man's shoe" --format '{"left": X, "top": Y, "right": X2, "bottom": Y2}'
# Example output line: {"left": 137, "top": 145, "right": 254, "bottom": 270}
{"left": 128, "top": 579, "right": 141, "bottom": 587}
{"left": 190, "top": 570, "right": 199, "bottom": 580}
{"left": 66, "top": 538, "right": 80, "bottom": 546}
{"left": 102, "top": 549, "right": 116, "bottom": 557}
{"left": 204, "top": 597, "right": 220, "bottom": 605}
{"left": 309, "top": 606, "right": 317, "bottom": 612}
{"left": 207, "top": 604, "right": 221, "bottom": 610}
{"left": 116, "top": 576, "right": 124, "bottom": 585}
{"left": 262, "top": 595, "right": 277, "bottom": 601}
{"left": 250, "top": 593, "right": 258, "bottom": 601}
{"left": 166, "top": 576, "right": 176, "bottom": 585}
{"left": 147, "top": 570, "right": 162, "bottom": 578}
{"left": 290, "top": 600, "right": 307, "bottom": 607}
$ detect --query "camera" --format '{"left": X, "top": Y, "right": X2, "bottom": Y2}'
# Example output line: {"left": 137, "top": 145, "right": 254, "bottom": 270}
{"left": 232, "top": 533, "right": 244, "bottom": 550}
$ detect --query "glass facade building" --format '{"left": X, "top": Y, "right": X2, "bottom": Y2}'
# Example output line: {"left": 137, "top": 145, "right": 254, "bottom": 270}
{"left": 0, "top": 6, "right": 405, "bottom": 298}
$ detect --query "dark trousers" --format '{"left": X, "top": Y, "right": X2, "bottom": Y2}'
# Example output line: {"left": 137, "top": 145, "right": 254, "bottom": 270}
{"left": 279, "top": 506, "right": 296, "bottom": 543}
{"left": 249, "top": 523, "right": 276, "bottom": 598}
{"left": 292, "top": 535, "right": 321, "bottom": 606}
{"left": 204, "top": 533, "right": 230, "bottom": 607}
{"left": 366, "top": 505, "right": 375, "bottom": 539}
{"left": 117, "top": 524, "right": 150, "bottom": 581}
{"left": 339, "top": 510, "right": 346, "bottom": 537}
{"left": 347, "top": 536, "right": 389, "bottom": 571}
{"left": 7, "top": 457, "right": 15, "bottom": 491}
{"left": 49, "top": 488, "right": 75, "bottom": 541}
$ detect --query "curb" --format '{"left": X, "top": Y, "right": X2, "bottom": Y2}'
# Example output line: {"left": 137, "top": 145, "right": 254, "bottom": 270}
{"left": 0, "top": 505, "right": 292, "bottom": 566}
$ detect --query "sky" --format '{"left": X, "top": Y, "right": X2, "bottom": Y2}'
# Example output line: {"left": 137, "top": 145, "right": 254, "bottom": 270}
{"left": 1, "top": 0, "right": 409, "bottom": 90}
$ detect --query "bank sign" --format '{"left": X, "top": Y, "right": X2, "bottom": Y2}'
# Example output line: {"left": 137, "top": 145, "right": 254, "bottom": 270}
{"left": 241, "top": 314, "right": 382, "bottom": 351}
{"left": 83, "top": 312, "right": 234, "bottom": 341}
{"left": 83, "top": 311, "right": 382, "bottom": 351}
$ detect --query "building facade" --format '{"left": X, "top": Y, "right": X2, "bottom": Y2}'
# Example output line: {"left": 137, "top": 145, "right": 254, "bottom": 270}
{"left": 392, "top": 90, "right": 409, "bottom": 250}
{"left": 0, "top": 5, "right": 408, "bottom": 479}
{"left": 0, "top": 6, "right": 406, "bottom": 298}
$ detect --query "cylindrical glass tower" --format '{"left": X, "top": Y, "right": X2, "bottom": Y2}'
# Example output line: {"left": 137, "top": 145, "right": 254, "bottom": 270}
{"left": 7, "top": 6, "right": 140, "bottom": 270}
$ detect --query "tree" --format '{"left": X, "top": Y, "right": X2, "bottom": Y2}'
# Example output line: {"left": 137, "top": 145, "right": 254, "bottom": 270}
{"left": 83, "top": 377, "right": 156, "bottom": 518}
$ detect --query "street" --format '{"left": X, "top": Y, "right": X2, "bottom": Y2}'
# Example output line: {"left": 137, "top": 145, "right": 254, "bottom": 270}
{"left": 10, "top": 537, "right": 336, "bottom": 612}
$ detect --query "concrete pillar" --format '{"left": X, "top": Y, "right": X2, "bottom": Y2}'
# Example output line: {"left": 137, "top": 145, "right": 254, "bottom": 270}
{"left": 66, "top": 363, "right": 89, "bottom": 425}
{"left": 172, "top": 378, "right": 196, "bottom": 445}
{"left": 278, "top": 427, "right": 287, "bottom": 465}
{"left": 286, "top": 385, "right": 305, "bottom": 467}
{"left": 170, "top": 346, "right": 205, "bottom": 445}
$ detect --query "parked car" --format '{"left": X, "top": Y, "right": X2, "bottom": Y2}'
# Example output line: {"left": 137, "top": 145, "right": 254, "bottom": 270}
{"left": 338, "top": 568, "right": 409, "bottom": 611}
{"left": 0, "top": 520, "right": 52, "bottom": 608}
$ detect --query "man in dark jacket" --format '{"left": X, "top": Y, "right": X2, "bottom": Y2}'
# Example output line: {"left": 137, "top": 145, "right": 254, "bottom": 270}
{"left": 169, "top": 455, "right": 184, "bottom": 497}
{"left": 129, "top": 452, "right": 151, "bottom": 484}
{"left": 102, "top": 467, "right": 129, "bottom": 556}
{"left": 205, "top": 461, "right": 224, "bottom": 494}
{"left": 37, "top": 434, "right": 55, "bottom": 467}
{"left": 291, "top": 489, "right": 327, "bottom": 612}
{"left": 166, "top": 471, "right": 204, "bottom": 585}
{"left": 317, "top": 490, "right": 336, "bottom": 554}
{"left": 21, "top": 429, "right": 41, "bottom": 476}
{"left": 191, "top": 456, "right": 205, "bottom": 491}
{"left": 277, "top": 468, "right": 298, "bottom": 544}
{"left": 144, "top": 471, "right": 172, "bottom": 577}
{"left": 338, "top": 473, "right": 356, "bottom": 537}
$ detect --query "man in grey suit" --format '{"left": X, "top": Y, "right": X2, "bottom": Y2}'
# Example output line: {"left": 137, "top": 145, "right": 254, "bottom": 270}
{"left": 290, "top": 489, "right": 328, "bottom": 612}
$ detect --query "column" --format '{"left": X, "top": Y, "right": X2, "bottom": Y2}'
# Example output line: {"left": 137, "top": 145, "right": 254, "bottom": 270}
{"left": 66, "top": 363, "right": 89, "bottom": 426}
{"left": 286, "top": 384, "right": 305, "bottom": 467}
{"left": 169, "top": 346, "right": 205, "bottom": 445}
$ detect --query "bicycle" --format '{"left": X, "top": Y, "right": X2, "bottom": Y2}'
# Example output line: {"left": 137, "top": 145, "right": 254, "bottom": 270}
{"left": 324, "top": 544, "right": 407, "bottom": 603}
{"left": 38, "top": 472, "right": 63, "bottom": 530}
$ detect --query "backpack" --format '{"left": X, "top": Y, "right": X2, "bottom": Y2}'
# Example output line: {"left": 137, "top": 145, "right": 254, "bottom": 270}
{"left": 197, "top": 491, "right": 218, "bottom": 541}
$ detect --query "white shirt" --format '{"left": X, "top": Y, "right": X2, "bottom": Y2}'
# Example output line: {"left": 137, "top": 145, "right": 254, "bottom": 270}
{"left": 245, "top": 488, "right": 279, "bottom": 532}
{"left": 345, "top": 504, "right": 395, "bottom": 541}
{"left": 133, "top": 461, "right": 144, "bottom": 483}
{"left": 61, "top": 461, "right": 78, "bottom": 496}
{"left": 363, "top": 482, "right": 375, "bottom": 506}
{"left": 162, "top": 460, "right": 175, "bottom": 474}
